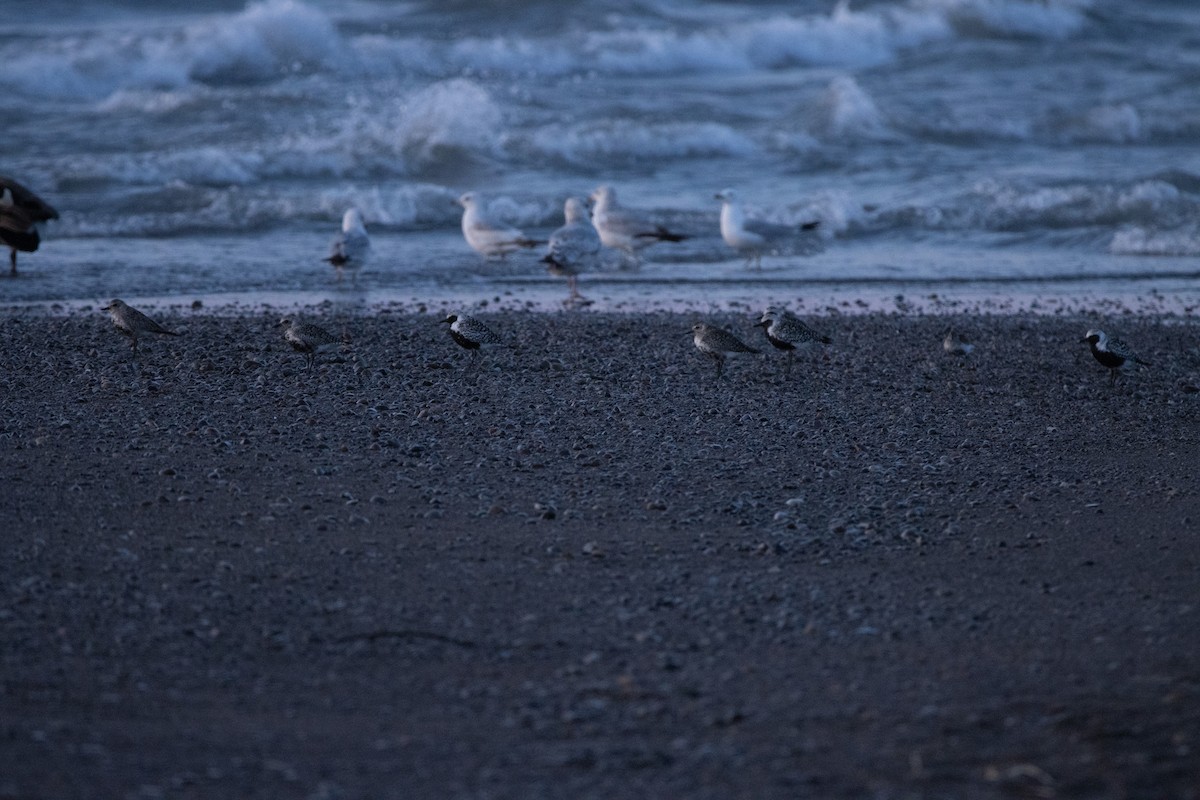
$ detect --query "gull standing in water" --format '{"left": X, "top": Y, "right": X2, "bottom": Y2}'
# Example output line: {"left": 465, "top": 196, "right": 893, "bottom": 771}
{"left": 714, "top": 188, "right": 819, "bottom": 271}
{"left": 1, "top": 176, "right": 59, "bottom": 277}
{"left": 589, "top": 185, "right": 687, "bottom": 264}
{"left": 456, "top": 192, "right": 543, "bottom": 259}
{"left": 325, "top": 208, "right": 371, "bottom": 283}
{"left": 542, "top": 197, "right": 601, "bottom": 306}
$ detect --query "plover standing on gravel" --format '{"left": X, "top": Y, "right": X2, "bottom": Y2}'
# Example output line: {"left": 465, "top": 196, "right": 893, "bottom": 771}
{"left": 441, "top": 313, "right": 501, "bottom": 361}
{"left": 691, "top": 323, "right": 760, "bottom": 380}
{"left": 278, "top": 318, "right": 345, "bottom": 370}
{"left": 542, "top": 197, "right": 601, "bottom": 306}
{"left": 1081, "top": 329, "right": 1151, "bottom": 386}
{"left": 456, "top": 192, "right": 542, "bottom": 259}
{"left": 102, "top": 299, "right": 180, "bottom": 355}
{"left": 942, "top": 327, "right": 975, "bottom": 356}
{"left": 1, "top": 176, "right": 59, "bottom": 276}
{"left": 325, "top": 208, "right": 370, "bottom": 283}
{"left": 589, "top": 185, "right": 687, "bottom": 262}
{"left": 755, "top": 306, "right": 831, "bottom": 375}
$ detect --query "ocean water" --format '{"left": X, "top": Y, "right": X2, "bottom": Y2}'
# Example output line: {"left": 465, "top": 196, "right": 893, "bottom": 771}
{"left": 4, "top": 0, "right": 1200, "bottom": 311}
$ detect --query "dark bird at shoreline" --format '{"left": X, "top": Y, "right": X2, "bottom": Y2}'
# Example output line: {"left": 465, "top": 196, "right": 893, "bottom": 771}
{"left": 102, "top": 299, "right": 179, "bottom": 355}
{"left": 441, "top": 312, "right": 501, "bottom": 360}
{"left": 1, "top": 176, "right": 59, "bottom": 276}
{"left": 755, "top": 306, "right": 831, "bottom": 375}
{"left": 691, "top": 322, "right": 760, "bottom": 380}
{"left": 278, "top": 317, "right": 345, "bottom": 370}
{"left": 1081, "top": 329, "right": 1150, "bottom": 386}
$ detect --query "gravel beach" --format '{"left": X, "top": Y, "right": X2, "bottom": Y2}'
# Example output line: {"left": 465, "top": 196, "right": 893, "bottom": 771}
{"left": 2, "top": 308, "right": 1198, "bottom": 799}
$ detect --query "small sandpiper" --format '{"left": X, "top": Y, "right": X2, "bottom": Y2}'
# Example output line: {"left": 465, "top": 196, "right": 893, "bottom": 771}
{"left": 278, "top": 317, "right": 345, "bottom": 370}
{"left": 691, "top": 322, "right": 760, "bottom": 380}
{"left": 754, "top": 306, "right": 830, "bottom": 374}
{"left": 441, "top": 313, "right": 501, "bottom": 361}
{"left": 102, "top": 299, "right": 179, "bottom": 355}
{"left": 942, "top": 327, "right": 974, "bottom": 356}
{"left": 1081, "top": 329, "right": 1150, "bottom": 386}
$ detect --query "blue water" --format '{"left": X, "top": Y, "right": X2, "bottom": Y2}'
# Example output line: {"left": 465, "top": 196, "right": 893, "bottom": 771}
{"left": 4, "top": 0, "right": 1200, "bottom": 309}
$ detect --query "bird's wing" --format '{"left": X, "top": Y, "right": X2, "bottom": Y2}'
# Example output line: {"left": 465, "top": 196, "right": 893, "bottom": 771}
{"left": 0, "top": 177, "right": 58, "bottom": 220}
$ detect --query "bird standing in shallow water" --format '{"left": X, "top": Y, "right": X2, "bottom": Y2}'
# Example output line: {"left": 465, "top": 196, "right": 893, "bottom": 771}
{"left": 691, "top": 323, "right": 760, "bottom": 380}
{"left": 325, "top": 208, "right": 370, "bottom": 283}
{"left": 456, "top": 193, "right": 542, "bottom": 259}
{"left": 755, "top": 306, "right": 831, "bottom": 375}
{"left": 1, "top": 177, "right": 59, "bottom": 277}
{"left": 589, "top": 185, "right": 687, "bottom": 263}
{"left": 441, "top": 313, "right": 502, "bottom": 364}
{"left": 1081, "top": 329, "right": 1150, "bottom": 386}
{"left": 102, "top": 299, "right": 179, "bottom": 355}
{"left": 542, "top": 197, "right": 601, "bottom": 307}
{"left": 714, "top": 189, "right": 820, "bottom": 271}
{"left": 278, "top": 318, "right": 345, "bottom": 370}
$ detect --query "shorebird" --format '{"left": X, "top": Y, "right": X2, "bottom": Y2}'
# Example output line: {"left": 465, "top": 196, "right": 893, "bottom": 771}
{"left": 589, "top": 185, "right": 687, "bottom": 262}
{"left": 755, "top": 306, "right": 831, "bottom": 374}
{"left": 1, "top": 176, "right": 59, "bottom": 276}
{"left": 942, "top": 327, "right": 975, "bottom": 356}
{"left": 714, "top": 189, "right": 819, "bottom": 270}
{"left": 441, "top": 312, "right": 501, "bottom": 361}
{"left": 691, "top": 323, "right": 760, "bottom": 380}
{"left": 542, "top": 197, "right": 601, "bottom": 306}
{"left": 1081, "top": 329, "right": 1151, "bottom": 386}
{"left": 325, "top": 208, "right": 370, "bottom": 283}
{"left": 102, "top": 299, "right": 179, "bottom": 355}
{"left": 456, "top": 192, "right": 542, "bottom": 259}
{"left": 277, "top": 317, "right": 345, "bottom": 370}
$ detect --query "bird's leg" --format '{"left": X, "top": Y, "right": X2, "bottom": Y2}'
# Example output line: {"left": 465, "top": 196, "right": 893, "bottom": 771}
{"left": 785, "top": 352, "right": 793, "bottom": 377}
{"left": 713, "top": 353, "right": 725, "bottom": 381}
{"left": 9, "top": 249, "right": 16, "bottom": 277}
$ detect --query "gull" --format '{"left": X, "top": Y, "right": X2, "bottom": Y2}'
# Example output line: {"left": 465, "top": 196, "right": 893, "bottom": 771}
{"left": 441, "top": 312, "right": 502, "bottom": 364}
{"left": 755, "top": 306, "right": 831, "bottom": 375}
{"left": 691, "top": 323, "right": 760, "bottom": 380}
{"left": 942, "top": 327, "right": 974, "bottom": 356}
{"left": 325, "top": 208, "right": 371, "bottom": 283}
{"left": 589, "top": 185, "right": 687, "bottom": 262}
{"left": 1081, "top": 329, "right": 1151, "bottom": 386}
{"left": 278, "top": 317, "right": 346, "bottom": 370}
{"left": 541, "top": 197, "right": 601, "bottom": 306}
{"left": 456, "top": 192, "right": 543, "bottom": 259}
{"left": 102, "top": 299, "right": 179, "bottom": 355}
{"left": 1, "top": 176, "right": 59, "bottom": 276}
{"left": 714, "top": 188, "right": 819, "bottom": 270}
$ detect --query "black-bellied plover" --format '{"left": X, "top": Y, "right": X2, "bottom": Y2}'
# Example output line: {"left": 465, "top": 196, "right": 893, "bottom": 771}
{"left": 102, "top": 299, "right": 180, "bottom": 355}
{"left": 441, "top": 312, "right": 501, "bottom": 361}
{"left": 325, "top": 208, "right": 371, "bottom": 283}
{"left": 942, "top": 327, "right": 974, "bottom": 356}
{"left": 1081, "top": 329, "right": 1151, "bottom": 386}
{"left": 714, "top": 189, "right": 820, "bottom": 270}
{"left": 1, "top": 176, "right": 59, "bottom": 277}
{"left": 456, "top": 192, "right": 542, "bottom": 259}
{"left": 754, "top": 306, "right": 831, "bottom": 374}
{"left": 278, "top": 317, "right": 345, "bottom": 370}
{"left": 541, "top": 197, "right": 601, "bottom": 306}
{"left": 691, "top": 322, "right": 760, "bottom": 380}
{"left": 589, "top": 185, "right": 687, "bottom": 263}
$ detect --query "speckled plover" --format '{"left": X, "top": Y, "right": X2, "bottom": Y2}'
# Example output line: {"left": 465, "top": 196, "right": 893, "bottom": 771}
{"left": 1081, "top": 329, "right": 1151, "bottom": 385}
{"left": 714, "top": 189, "right": 819, "bottom": 271}
{"left": 441, "top": 312, "right": 501, "bottom": 360}
{"left": 589, "top": 185, "right": 686, "bottom": 262}
{"left": 325, "top": 208, "right": 370, "bottom": 283}
{"left": 278, "top": 318, "right": 345, "bottom": 370}
{"left": 1, "top": 176, "right": 58, "bottom": 277}
{"left": 692, "top": 323, "right": 760, "bottom": 380}
{"left": 754, "top": 306, "right": 831, "bottom": 375}
{"left": 102, "top": 299, "right": 179, "bottom": 355}
{"left": 942, "top": 327, "right": 974, "bottom": 356}
{"left": 456, "top": 192, "right": 542, "bottom": 259}
{"left": 542, "top": 197, "right": 601, "bottom": 306}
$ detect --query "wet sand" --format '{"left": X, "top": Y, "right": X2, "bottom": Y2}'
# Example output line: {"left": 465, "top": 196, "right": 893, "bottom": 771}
{"left": 2, "top": 308, "right": 1198, "bottom": 799}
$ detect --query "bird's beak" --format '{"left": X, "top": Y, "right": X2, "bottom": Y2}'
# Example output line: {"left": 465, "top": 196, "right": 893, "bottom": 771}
{"left": 1078, "top": 337, "right": 1088, "bottom": 343}
{"left": 754, "top": 319, "right": 768, "bottom": 328}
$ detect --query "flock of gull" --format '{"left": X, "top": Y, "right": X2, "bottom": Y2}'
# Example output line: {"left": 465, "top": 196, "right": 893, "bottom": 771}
{"left": 1, "top": 174, "right": 1153, "bottom": 385}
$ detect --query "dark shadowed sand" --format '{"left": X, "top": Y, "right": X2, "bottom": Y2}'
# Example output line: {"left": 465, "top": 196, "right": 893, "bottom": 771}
{"left": 2, "top": 308, "right": 1198, "bottom": 799}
